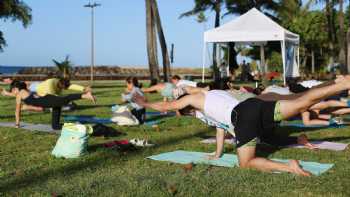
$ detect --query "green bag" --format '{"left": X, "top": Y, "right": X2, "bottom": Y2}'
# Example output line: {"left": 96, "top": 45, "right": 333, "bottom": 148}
{"left": 52, "top": 123, "right": 93, "bottom": 158}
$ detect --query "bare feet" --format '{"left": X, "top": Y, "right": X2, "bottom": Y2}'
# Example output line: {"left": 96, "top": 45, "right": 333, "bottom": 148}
{"left": 288, "top": 160, "right": 311, "bottom": 176}
{"left": 297, "top": 134, "right": 318, "bottom": 150}
{"left": 82, "top": 92, "right": 96, "bottom": 104}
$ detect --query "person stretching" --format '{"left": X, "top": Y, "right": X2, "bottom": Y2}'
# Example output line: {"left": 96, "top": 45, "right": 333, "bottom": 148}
{"left": 133, "top": 76, "right": 350, "bottom": 176}
{"left": 11, "top": 81, "right": 96, "bottom": 130}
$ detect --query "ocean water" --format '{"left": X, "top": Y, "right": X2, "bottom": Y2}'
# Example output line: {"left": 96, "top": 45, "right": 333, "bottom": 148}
{"left": 0, "top": 66, "right": 26, "bottom": 74}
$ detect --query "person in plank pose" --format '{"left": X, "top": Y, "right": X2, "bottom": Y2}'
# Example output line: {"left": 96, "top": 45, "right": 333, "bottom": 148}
{"left": 133, "top": 76, "right": 350, "bottom": 176}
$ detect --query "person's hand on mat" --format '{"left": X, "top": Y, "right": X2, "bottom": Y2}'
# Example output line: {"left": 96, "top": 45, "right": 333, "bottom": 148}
{"left": 288, "top": 160, "right": 311, "bottom": 177}
{"left": 206, "top": 152, "right": 222, "bottom": 160}
{"left": 82, "top": 92, "right": 96, "bottom": 104}
{"left": 206, "top": 155, "right": 220, "bottom": 160}
{"left": 297, "top": 134, "right": 317, "bottom": 150}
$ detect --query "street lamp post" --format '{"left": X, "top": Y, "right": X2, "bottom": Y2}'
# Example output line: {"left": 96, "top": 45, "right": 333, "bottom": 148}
{"left": 84, "top": 2, "right": 101, "bottom": 84}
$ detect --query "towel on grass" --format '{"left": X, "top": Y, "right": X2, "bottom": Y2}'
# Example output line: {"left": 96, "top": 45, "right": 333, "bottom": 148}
{"left": 0, "top": 122, "right": 58, "bottom": 133}
{"left": 147, "top": 150, "right": 334, "bottom": 176}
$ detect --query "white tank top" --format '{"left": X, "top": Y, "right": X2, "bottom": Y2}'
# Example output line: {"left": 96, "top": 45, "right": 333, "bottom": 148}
{"left": 203, "top": 90, "right": 240, "bottom": 129}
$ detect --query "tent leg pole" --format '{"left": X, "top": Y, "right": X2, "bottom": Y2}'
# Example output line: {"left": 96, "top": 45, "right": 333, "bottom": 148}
{"left": 281, "top": 41, "right": 286, "bottom": 85}
{"left": 202, "top": 43, "right": 207, "bottom": 82}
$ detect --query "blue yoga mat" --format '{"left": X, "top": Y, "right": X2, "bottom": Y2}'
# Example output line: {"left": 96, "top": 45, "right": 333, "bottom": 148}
{"left": 64, "top": 115, "right": 160, "bottom": 126}
{"left": 144, "top": 120, "right": 161, "bottom": 126}
{"left": 280, "top": 122, "right": 345, "bottom": 128}
{"left": 148, "top": 150, "right": 334, "bottom": 176}
{"left": 146, "top": 111, "right": 176, "bottom": 116}
{"left": 63, "top": 115, "right": 113, "bottom": 124}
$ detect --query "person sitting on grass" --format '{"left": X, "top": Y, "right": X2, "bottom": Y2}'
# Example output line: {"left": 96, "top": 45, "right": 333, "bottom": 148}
{"left": 133, "top": 75, "right": 350, "bottom": 176}
{"left": 120, "top": 77, "right": 146, "bottom": 124}
{"left": 11, "top": 81, "right": 96, "bottom": 130}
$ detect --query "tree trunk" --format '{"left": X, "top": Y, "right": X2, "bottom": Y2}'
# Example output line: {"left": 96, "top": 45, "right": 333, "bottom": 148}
{"left": 347, "top": 27, "right": 350, "bottom": 73}
{"left": 338, "top": 0, "right": 347, "bottom": 74}
{"left": 228, "top": 42, "right": 238, "bottom": 73}
{"left": 212, "top": 1, "right": 221, "bottom": 81}
{"left": 151, "top": 0, "right": 171, "bottom": 82}
{"left": 325, "top": 0, "right": 336, "bottom": 67}
{"left": 145, "top": 0, "right": 159, "bottom": 82}
{"left": 311, "top": 50, "right": 315, "bottom": 73}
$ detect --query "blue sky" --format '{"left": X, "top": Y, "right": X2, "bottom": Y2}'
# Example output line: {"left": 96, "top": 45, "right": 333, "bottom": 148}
{"left": 0, "top": 0, "right": 329, "bottom": 68}
{"left": 0, "top": 0, "right": 234, "bottom": 68}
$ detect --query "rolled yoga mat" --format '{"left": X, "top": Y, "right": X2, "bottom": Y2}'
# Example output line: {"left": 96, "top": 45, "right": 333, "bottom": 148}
{"left": 148, "top": 150, "right": 334, "bottom": 176}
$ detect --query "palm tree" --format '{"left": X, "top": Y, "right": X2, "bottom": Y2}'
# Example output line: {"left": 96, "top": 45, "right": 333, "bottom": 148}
{"left": 180, "top": 0, "right": 224, "bottom": 81}
{"left": 338, "top": 0, "right": 347, "bottom": 73}
{"left": 53, "top": 55, "right": 72, "bottom": 79}
{"left": 225, "top": 0, "right": 279, "bottom": 17}
{"left": 145, "top": 0, "right": 160, "bottom": 83}
{"left": 320, "top": 0, "right": 337, "bottom": 68}
{"left": 0, "top": 0, "right": 32, "bottom": 52}
{"left": 150, "top": 0, "right": 171, "bottom": 82}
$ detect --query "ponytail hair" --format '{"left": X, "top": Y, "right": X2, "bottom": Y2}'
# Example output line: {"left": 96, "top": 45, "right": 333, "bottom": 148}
{"left": 10, "top": 80, "right": 27, "bottom": 91}
{"left": 126, "top": 76, "right": 142, "bottom": 88}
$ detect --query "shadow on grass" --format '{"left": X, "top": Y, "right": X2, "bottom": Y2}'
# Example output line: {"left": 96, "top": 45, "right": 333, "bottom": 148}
{"left": 75, "top": 104, "right": 114, "bottom": 110}
{"left": 276, "top": 126, "right": 332, "bottom": 135}
{"left": 0, "top": 128, "right": 212, "bottom": 192}
{"left": 92, "top": 84, "right": 125, "bottom": 89}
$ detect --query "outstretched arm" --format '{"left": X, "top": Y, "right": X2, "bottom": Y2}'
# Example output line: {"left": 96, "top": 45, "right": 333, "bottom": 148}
{"left": 133, "top": 92, "right": 204, "bottom": 112}
{"left": 15, "top": 95, "right": 22, "bottom": 128}
{"left": 1, "top": 88, "right": 16, "bottom": 97}
{"left": 142, "top": 83, "right": 163, "bottom": 93}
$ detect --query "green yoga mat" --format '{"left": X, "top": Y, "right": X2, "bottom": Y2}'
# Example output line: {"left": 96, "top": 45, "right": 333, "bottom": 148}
{"left": 147, "top": 150, "right": 334, "bottom": 176}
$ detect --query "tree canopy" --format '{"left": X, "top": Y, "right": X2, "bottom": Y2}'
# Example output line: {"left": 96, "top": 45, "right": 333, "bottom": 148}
{"left": 0, "top": 0, "right": 32, "bottom": 52}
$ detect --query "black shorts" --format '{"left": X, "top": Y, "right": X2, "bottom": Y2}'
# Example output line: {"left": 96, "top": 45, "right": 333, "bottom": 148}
{"left": 231, "top": 98, "right": 278, "bottom": 148}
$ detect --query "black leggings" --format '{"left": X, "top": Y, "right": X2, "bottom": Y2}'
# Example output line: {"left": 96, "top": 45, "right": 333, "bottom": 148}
{"left": 23, "top": 94, "right": 82, "bottom": 129}
{"left": 131, "top": 108, "right": 146, "bottom": 124}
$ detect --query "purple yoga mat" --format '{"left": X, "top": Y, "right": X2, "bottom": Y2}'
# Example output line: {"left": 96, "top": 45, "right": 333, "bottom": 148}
{"left": 201, "top": 137, "right": 348, "bottom": 151}
{"left": 288, "top": 141, "right": 348, "bottom": 151}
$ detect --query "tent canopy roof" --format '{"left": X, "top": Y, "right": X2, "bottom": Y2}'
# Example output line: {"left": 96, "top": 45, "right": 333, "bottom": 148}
{"left": 204, "top": 8, "right": 299, "bottom": 44}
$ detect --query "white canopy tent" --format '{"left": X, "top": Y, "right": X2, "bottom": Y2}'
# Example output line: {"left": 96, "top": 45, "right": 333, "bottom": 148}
{"left": 202, "top": 8, "right": 300, "bottom": 84}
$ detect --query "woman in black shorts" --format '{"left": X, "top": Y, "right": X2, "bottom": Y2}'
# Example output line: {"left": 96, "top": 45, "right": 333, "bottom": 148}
{"left": 12, "top": 81, "right": 96, "bottom": 130}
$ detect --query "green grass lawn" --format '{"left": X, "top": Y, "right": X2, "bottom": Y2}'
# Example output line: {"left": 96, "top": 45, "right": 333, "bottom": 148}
{"left": 0, "top": 81, "right": 350, "bottom": 196}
